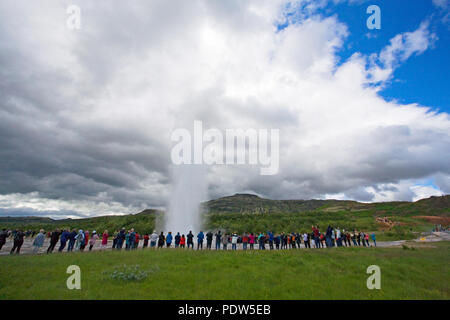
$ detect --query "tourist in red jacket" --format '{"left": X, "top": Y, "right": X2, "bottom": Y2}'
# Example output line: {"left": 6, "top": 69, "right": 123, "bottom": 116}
{"left": 180, "top": 234, "right": 186, "bottom": 248}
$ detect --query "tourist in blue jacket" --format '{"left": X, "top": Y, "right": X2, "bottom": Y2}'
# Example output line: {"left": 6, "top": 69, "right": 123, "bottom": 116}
{"left": 117, "top": 228, "right": 126, "bottom": 250}
{"left": 197, "top": 231, "right": 204, "bottom": 250}
{"left": 129, "top": 228, "right": 136, "bottom": 249}
{"left": 326, "top": 225, "right": 333, "bottom": 248}
{"left": 371, "top": 233, "right": 377, "bottom": 247}
{"left": 59, "top": 229, "right": 70, "bottom": 252}
{"left": 268, "top": 231, "right": 274, "bottom": 250}
{"left": 174, "top": 232, "right": 181, "bottom": 248}
{"left": 67, "top": 229, "right": 77, "bottom": 251}
{"left": 166, "top": 231, "right": 173, "bottom": 248}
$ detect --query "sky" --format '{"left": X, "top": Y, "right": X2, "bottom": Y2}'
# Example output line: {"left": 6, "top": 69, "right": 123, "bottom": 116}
{"left": 0, "top": 0, "right": 449, "bottom": 219}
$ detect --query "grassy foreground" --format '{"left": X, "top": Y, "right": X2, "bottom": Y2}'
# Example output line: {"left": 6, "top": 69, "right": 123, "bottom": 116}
{"left": 0, "top": 242, "right": 448, "bottom": 300}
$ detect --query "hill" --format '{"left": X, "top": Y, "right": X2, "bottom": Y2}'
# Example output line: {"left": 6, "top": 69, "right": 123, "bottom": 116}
{"left": 202, "top": 193, "right": 360, "bottom": 214}
{"left": 203, "top": 193, "right": 450, "bottom": 215}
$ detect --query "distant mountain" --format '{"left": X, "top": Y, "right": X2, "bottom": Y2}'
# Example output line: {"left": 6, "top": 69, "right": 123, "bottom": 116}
{"left": 202, "top": 193, "right": 360, "bottom": 214}
{"left": 0, "top": 216, "right": 54, "bottom": 224}
{"left": 203, "top": 193, "right": 450, "bottom": 215}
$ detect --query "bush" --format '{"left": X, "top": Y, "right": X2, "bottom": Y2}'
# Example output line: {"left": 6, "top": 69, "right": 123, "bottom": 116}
{"left": 103, "top": 264, "right": 159, "bottom": 282}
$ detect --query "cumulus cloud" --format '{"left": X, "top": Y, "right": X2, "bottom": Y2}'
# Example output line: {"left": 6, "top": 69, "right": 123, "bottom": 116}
{"left": 366, "top": 21, "right": 437, "bottom": 83}
{"left": 0, "top": 0, "right": 448, "bottom": 218}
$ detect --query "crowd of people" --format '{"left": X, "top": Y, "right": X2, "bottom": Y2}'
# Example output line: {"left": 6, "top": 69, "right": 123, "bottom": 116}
{"left": 0, "top": 225, "right": 379, "bottom": 255}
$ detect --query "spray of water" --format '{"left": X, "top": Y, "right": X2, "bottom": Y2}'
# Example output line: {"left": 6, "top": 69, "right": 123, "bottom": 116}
{"left": 165, "top": 164, "right": 208, "bottom": 234}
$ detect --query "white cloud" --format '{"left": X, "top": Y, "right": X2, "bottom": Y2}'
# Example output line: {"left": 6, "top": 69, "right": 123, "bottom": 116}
{"left": 410, "top": 185, "right": 444, "bottom": 201}
{"left": 366, "top": 21, "right": 437, "bottom": 83}
{"left": 0, "top": 192, "right": 149, "bottom": 219}
{"left": 0, "top": 0, "right": 448, "bottom": 217}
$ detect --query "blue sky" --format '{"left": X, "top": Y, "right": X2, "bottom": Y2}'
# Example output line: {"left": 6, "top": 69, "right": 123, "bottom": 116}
{"left": 281, "top": 0, "right": 449, "bottom": 113}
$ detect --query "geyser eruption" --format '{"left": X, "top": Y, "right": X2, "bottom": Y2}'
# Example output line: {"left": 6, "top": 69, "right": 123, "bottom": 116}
{"left": 166, "top": 164, "right": 208, "bottom": 233}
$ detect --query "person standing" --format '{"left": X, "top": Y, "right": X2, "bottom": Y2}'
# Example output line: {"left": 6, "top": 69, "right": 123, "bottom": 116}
{"left": 174, "top": 232, "right": 181, "bottom": 248}
{"left": 197, "top": 231, "right": 204, "bottom": 250}
{"left": 143, "top": 233, "right": 149, "bottom": 248}
{"left": 222, "top": 233, "right": 228, "bottom": 250}
{"left": 128, "top": 229, "right": 135, "bottom": 249}
{"left": 242, "top": 233, "right": 248, "bottom": 250}
{"left": 249, "top": 233, "right": 255, "bottom": 250}
{"left": 274, "top": 234, "right": 280, "bottom": 249}
{"left": 206, "top": 231, "right": 213, "bottom": 249}
{"left": 335, "top": 227, "right": 341, "bottom": 247}
{"left": 89, "top": 231, "right": 99, "bottom": 251}
{"left": 258, "top": 233, "right": 265, "bottom": 250}
{"left": 312, "top": 226, "right": 320, "bottom": 248}
{"left": 215, "top": 231, "right": 222, "bottom": 250}
{"left": 297, "top": 233, "right": 302, "bottom": 248}
{"left": 101, "top": 230, "right": 109, "bottom": 249}
{"left": 58, "top": 229, "right": 69, "bottom": 252}
{"left": 0, "top": 229, "right": 7, "bottom": 250}
{"left": 116, "top": 228, "right": 126, "bottom": 250}
{"left": 346, "top": 231, "right": 351, "bottom": 247}
{"left": 158, "top": 232, "right": 165, "bottom": 248}
{"left": 351, "top": 231, "right": 357, "bottom": 246}
{"left": 282, "top": 233, "right": 288, "bottom": 249}
{"left": 67, "top": 229, "right": 77, "bottom": 251}
{"left": 371, "top": 232, "right": 377, "bottom": 247}
{"left": 47, "top": 229, "right": 61, "bottom": 254}
{"left": 364, "top": 232, "right": 370, "bottom": 247}
{"left": 134, "top": 231, "right": 140, "bottom": 249}
{"left": 32, "top": 229, "right": 45, "bottom": 254}
{"left": 125, "top": 231, "right": 131, "bottom": 250}
{"left": 291, "top": 234, "right": 297, "bottom": 249}
{"left": 231, "top": 233, "right": 238, "bottom": 250}
{"left": 303, "top": 232, "right": 309, "bottom": 248}
{"left": 166, "top": 232, "right": 173, "bottom": 248}
{"left": 10, "top": 230, "right": 25, "bottom": 255}
{"left": 150, "top": 230, "right": 158, "bottom": 248}
{"left": 325, "top": 226, "right": 333, "bottom": 248}
{"left": 75, "top": 230, "right": 85, "bottom": 251}
{"left": 187, "top": 231, "right": 194, "bottom": 249}
{"left": 112, "top": 231, "right": 118, "bottom": 249}
{"left": 79, "top": 230, "right": 88, "bottom": 251}
{"left": 180, "top": 234, "right": 186, "bottom": 248}
{"left": 268, "top": 231, "right": 274, "bottom": 250}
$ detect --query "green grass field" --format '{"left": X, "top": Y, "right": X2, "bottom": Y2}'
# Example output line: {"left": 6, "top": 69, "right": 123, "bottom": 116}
{"left": 0, "top": 241, "right": 448, "bottom": 300}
